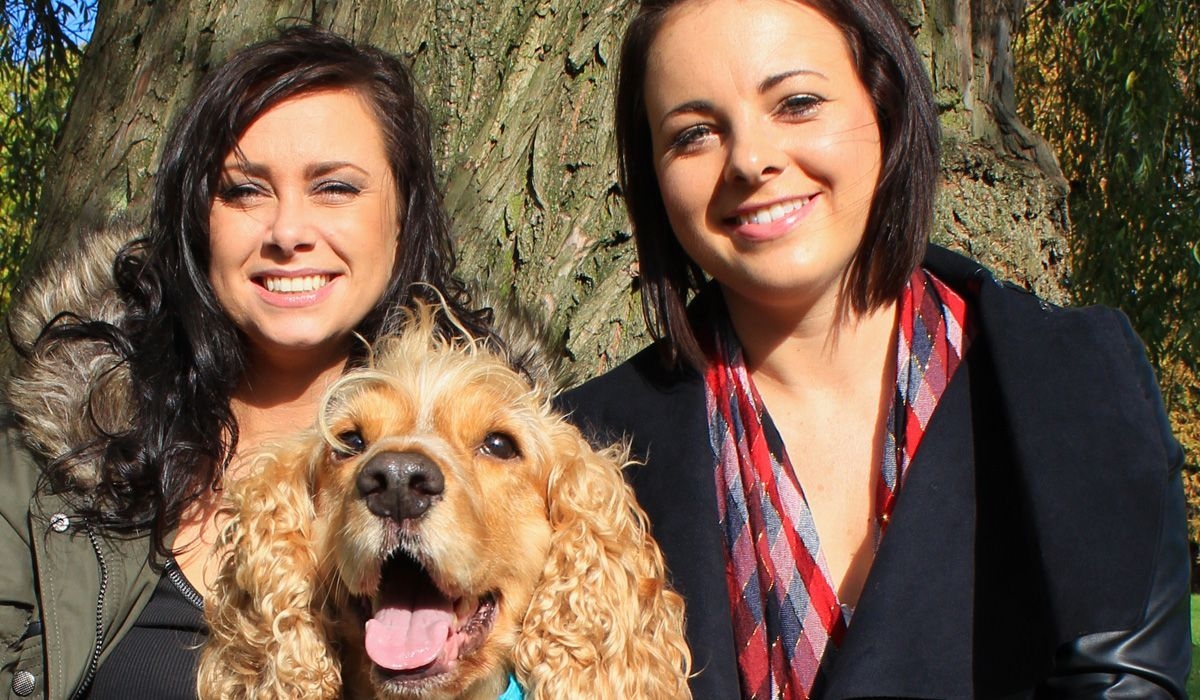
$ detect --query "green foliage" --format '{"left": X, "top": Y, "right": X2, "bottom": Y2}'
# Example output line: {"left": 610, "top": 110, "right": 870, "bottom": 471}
{"left": 1016, "top": 0, "right": 1200, "bottom": 553}
{"left": 1190, "top": 595, "right": 1200, "bottom": 695}
{"left": 1016, "top": 0, "right": 1199, "bottom": 384}
{"left": 0, "top": 1, "right": 90, "bottom": 307}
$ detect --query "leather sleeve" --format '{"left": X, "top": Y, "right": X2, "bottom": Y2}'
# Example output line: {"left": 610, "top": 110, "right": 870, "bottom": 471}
{"left": 1041, "top": 477, "right": 1190, "bottom": 697}
{"left": 1040, "top": 313, "right": 1192, "bottom": 698}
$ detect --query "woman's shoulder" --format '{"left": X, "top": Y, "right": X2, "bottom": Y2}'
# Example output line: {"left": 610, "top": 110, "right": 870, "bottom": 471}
{"left": 926, "top": 244, "right": 1146, "bottom": 361}
{"left": 558, "top": 341, "right": 703, "bottom": 444}
{"left": 0, "top": 409, "right": 47, "bottom": 538}
{"left": 927, "top": 246, "right": 1178, "bottom": 469}
{"left": 567, "top": 338, "right": 703, "bottom": 393}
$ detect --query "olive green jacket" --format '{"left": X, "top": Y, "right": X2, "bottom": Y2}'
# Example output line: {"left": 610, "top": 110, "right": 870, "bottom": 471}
{"left": 0, "top": 225, "right": 162, "bottom": 699}
{"left": 0, "top": 419, "right": 160, "bottom": 700}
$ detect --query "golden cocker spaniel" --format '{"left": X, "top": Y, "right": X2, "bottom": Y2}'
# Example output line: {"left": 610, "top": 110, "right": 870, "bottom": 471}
{"left": 197, "top": 305, "right": 691, "bottom": 699}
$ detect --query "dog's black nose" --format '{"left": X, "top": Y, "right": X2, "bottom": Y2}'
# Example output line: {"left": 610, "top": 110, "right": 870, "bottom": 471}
{"left": 356, "top": 452, "right": 445, "bottom": 520}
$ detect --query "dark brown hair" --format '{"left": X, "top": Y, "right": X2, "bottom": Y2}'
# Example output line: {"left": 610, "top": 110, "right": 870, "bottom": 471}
{"left": 39, "top": 26, "right": 486, "bottom": 559}
{"left": 615, "top": 0, "right": 940, "bottom": 370}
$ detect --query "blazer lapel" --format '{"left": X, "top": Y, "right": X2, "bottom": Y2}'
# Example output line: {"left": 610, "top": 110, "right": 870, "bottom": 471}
{"left": 821, "top": 364, "right": 977, "bottom": 700}
{"left": 625, "top": 375, "right": 743, "bottom": 700}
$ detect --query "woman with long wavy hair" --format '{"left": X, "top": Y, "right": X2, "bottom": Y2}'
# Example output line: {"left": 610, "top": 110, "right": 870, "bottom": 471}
{"left": 0, "top": 26, "right": 487, "bottom": 699}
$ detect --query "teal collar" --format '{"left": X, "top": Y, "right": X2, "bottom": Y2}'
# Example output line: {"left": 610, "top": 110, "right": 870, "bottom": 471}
{"left": 498, "top": 673, "right": 525, "bottom": 699}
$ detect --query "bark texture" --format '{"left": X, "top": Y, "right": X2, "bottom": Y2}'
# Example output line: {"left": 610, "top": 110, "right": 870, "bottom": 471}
{"left": 29, "top": 0, "right": 1069, "bottom": 375}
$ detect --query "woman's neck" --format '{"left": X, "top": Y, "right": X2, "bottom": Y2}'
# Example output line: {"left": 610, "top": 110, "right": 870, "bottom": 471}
{"left": 173, "top": 344, "right": 349, "bottom": 595}
{"left": 228, "top": 344, "right": 350, "bottom": 469}
{"left": 722, "top": 283, "right": 897, "bottom": 396}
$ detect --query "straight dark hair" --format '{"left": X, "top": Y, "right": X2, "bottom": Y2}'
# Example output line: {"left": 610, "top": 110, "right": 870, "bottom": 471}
{"left": 615, "top": 0, "right": 940, "bottom": 371}
{"left": 33, "top": 26, "right": 487, "bottom": 559}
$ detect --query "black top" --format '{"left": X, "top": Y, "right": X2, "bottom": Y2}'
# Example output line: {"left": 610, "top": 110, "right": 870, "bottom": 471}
{"left": 85, "top": 561, "right": 205, "bottom": 699}
{"left": 560, "top": 245, "right": 1191, "bottom": 698}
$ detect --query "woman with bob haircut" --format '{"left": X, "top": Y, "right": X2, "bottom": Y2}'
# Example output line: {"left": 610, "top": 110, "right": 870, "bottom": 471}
{"left": 562, "top": 0, "right": 1191, "bottom": 696}
{"left": 0, "top": 26, "right": 488, "bottom": 699}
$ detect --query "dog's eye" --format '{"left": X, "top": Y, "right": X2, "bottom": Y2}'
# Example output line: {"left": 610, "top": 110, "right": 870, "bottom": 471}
{"left": 479, "top": 432, "right": 519, "bottom": 460}
{"left": 333, "top": 430, "right": 366, "bottom": 459}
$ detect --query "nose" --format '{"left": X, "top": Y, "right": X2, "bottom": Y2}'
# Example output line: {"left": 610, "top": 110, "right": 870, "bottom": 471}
{"left": 723, "top": 122, "right": 786, "bottom": 185}
{"left": 265, "top": 194, "right": 316, "bottom": 256}
{"left": 356, "top": 451, "right": 446, "bottom": 521}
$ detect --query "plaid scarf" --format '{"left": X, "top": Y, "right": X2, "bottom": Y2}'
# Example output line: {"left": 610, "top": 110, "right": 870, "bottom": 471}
{"left": 704, "top": 269, "right": 970, "bottom": 699}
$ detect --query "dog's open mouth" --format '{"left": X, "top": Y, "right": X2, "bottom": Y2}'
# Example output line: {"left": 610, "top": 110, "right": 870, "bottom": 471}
{"left": 358, "top": 549, "right": 497, "bottom": 680}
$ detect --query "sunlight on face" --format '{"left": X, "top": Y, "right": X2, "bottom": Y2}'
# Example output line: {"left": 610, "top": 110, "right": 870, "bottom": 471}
{"left": 208, "top": 88, "right": 400, "bottom": 365}
{"left": 645, "top": 0, "right": 882, "bottom": 316}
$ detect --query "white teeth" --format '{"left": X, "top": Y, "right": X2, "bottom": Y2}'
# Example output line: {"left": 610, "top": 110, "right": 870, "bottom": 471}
{"left": 737, "top": 197, "right": 809, "bottom": 226}
{"left": 263, "top": 274, "right": 330, "bottom": 293}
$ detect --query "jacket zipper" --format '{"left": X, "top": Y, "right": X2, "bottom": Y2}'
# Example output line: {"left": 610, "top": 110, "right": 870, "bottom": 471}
{"left": 164, "top": 558, "right": 205, "bottom": 610}
{"left": 70, "top": 525, "right": 108, "bottom": 700}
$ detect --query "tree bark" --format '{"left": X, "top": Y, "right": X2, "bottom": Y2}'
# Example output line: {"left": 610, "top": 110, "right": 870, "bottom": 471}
{"left": 29, "top": 0, "right": 1069, "bottom": 375}
{"left": 908, "top": 0, "right": 1069, "bottom": 305}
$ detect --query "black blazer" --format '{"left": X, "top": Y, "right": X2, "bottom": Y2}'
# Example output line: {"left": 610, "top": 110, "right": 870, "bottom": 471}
{"left": 560, "top": 246, "right": 1190, "bottom": 698}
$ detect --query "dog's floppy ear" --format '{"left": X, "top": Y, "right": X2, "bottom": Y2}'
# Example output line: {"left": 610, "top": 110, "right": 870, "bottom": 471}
{"left": 197, "top": 441, "right": 341, "bottom": 700}
{"left": 514, "top": 425, "right": 692, "bottom": 699}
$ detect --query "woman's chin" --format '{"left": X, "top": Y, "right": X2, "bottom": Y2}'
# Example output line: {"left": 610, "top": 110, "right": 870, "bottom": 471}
{"left": 242, "top": 330, "right": 358, "bottom": 370}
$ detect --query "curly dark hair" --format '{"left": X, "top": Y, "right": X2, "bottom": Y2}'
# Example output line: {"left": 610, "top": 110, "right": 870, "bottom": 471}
{"left": 615, "top": 0, "right": 941, "bottom": 370}
{"left": 33, "top": 26, "right": 489, "bottom": 557}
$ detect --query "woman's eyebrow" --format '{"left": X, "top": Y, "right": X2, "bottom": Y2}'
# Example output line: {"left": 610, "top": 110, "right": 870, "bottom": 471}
{"left": 659, "top": 99, "right": 714, "bottom": 128}
{"left": 759, "top": 68, "right": 827, "bottom": 93}
{"left": 306, "top": 161, "right": 370, "bottom": 179}
{"left": 220, "top": 159, "right": 267, "bottom": 178}
{"left": 216, "top": 160, "right": 371, "bottom": 179}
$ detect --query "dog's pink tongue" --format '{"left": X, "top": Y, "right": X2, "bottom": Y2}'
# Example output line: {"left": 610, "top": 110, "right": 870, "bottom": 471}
{"left": 365, "top": 604, "right": 454, "bottom": 671}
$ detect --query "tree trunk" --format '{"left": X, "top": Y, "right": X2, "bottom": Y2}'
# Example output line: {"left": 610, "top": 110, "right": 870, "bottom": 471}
{"left": 29, "top": 0, "right": 1069, "bottom": 375}
{"left": 907, "top": 0, "right": 1069, "bottom": 305}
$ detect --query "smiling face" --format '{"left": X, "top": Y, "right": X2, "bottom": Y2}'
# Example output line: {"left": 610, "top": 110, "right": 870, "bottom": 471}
{"left": 208, "top": 88, "right": 400, "bottom": 365}
{"left": 645, "top": 0, "right": 882, "bottom": 316}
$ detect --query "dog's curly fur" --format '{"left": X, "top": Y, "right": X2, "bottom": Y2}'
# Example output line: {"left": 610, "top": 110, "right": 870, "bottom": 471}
{"left": 197, "top": 303, "right": 691, "bottom": 699}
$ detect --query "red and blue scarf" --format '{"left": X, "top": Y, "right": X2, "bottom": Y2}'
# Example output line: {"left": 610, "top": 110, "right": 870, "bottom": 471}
{"left": 704, "top": 269, "right": 970, "bottom": 698}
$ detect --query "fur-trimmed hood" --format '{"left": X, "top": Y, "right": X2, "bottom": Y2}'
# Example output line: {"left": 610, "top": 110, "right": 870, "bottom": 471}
{"left": 4, "top": 223, "right": 139, "bottom": 485}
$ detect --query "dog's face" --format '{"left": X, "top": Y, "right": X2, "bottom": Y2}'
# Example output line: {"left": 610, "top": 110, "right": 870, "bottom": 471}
{"left": 308, "top": 337, "right": 560, "bottom": 699}
{"left": 200, "top": 308, "right": 691, "bottom": 700}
